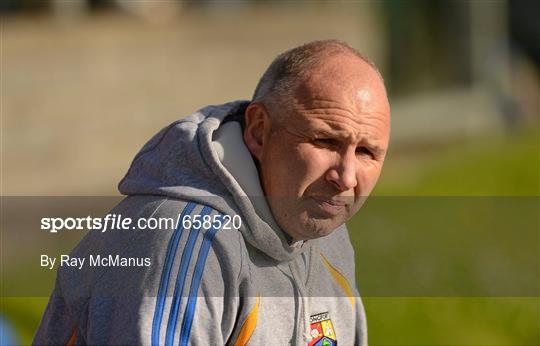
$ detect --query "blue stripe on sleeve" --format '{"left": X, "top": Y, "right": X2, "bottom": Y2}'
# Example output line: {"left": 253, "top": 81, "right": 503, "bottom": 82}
{"left": 151, "top": 202, "right": 196, "bottom": 346}
{"left": 178, "top": 213, "right": 222, "bottom": 346}
{"left": 164, "top": 206, "right": 212, "bottom": 346}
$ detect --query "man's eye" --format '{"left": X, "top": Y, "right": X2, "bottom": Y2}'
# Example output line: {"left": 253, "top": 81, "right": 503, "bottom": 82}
{"left": 356, "top": 147, "right": 373, "bottom": 158}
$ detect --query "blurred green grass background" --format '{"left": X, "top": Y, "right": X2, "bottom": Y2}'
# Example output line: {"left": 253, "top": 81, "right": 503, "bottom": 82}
{"left": 374, "top": 129, "right": 539, "bottom": 196}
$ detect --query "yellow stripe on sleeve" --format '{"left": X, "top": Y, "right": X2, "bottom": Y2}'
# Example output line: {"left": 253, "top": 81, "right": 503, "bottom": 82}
{"left": 66, "top": 328, "right": 77, "bottom": 346}
{"left": 233, "top": 295, "right": 260, "bottom": 346}
{"left": 320, "top": 252, "right": 356, "bottom": 310}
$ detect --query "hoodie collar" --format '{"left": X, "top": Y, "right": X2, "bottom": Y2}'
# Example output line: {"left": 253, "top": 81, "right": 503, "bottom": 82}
{"left": 200, "top": 101, "right": 309, "bottom": 261}
{"left": 119, "top": 100, "right": 308, "bottom": 262}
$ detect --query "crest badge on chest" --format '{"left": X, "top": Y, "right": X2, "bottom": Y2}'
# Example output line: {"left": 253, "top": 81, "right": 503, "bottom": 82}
{"left": 308, "top": 312, "right": 337, "bottom": 346}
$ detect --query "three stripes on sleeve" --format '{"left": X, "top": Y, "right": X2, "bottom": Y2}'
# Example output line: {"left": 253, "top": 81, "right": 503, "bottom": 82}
{"left": 151, "top": 202, "right": 222, "bottom": 346}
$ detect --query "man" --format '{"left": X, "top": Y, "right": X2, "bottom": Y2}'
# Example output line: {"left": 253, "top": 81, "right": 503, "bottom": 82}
{"left": 34, "top": 40, "right": 390, "bottom": 345}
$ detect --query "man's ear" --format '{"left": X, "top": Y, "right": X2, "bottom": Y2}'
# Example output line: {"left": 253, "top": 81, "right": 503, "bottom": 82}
{"left": 244, "top": 102, "right": 269, "bottom": 161}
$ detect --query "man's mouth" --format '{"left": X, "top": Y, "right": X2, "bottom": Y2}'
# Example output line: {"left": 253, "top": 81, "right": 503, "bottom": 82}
{"left": 311, "top": 196, "right": 347, "bottom": 216}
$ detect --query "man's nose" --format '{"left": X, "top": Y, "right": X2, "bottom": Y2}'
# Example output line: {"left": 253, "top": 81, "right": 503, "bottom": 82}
{"left": 325, "top": 149, "right": 358, "bottom": 191}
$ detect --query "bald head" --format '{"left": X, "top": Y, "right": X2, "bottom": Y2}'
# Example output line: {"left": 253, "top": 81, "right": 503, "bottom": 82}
{"left": 293, "top": 52, "right": 389, "bottom": 122}
{"left": 252, "top": 40, "right": 385, "bottom": 119}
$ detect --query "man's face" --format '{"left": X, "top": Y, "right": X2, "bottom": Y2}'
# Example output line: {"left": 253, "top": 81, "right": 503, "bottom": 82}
{"left": 246, "top": 54, "right": 390, "bottom": 241}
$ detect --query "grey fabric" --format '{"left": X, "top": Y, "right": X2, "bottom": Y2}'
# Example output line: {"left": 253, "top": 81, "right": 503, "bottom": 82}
{"left": 34, "top": 101, "right": 367, "bottom": 345}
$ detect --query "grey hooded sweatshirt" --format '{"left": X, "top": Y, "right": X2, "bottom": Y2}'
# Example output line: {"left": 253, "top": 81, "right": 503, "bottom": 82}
{"left": 34, "top": 101, "right": 367, "bottom": 346}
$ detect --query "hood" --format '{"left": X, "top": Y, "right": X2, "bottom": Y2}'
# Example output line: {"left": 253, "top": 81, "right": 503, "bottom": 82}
{"left": 119, "top": 100, "right": 308, "bottom": 262}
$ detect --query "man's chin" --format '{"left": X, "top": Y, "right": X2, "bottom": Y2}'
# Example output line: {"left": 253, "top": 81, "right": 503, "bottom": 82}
{"left": 298, "top": 216, "right": 345, "bottom": 240}
{"left": 270, "top": 203, "right": 347, "bottom": 241}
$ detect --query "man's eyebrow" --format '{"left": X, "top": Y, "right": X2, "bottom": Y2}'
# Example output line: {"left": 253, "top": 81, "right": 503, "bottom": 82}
{"left": 310, "top": 128, "right": 338, "bottom": 138}
{"left": 312, "top": 129, "right": 383, "bottom": 147}
{"left": 307, "top": 126, "right": 387, "bottom": 154}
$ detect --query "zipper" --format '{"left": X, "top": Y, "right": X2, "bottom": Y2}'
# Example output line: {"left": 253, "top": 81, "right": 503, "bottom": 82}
{"left": 288, "top": 245, "right": 315, "bottom": 345}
